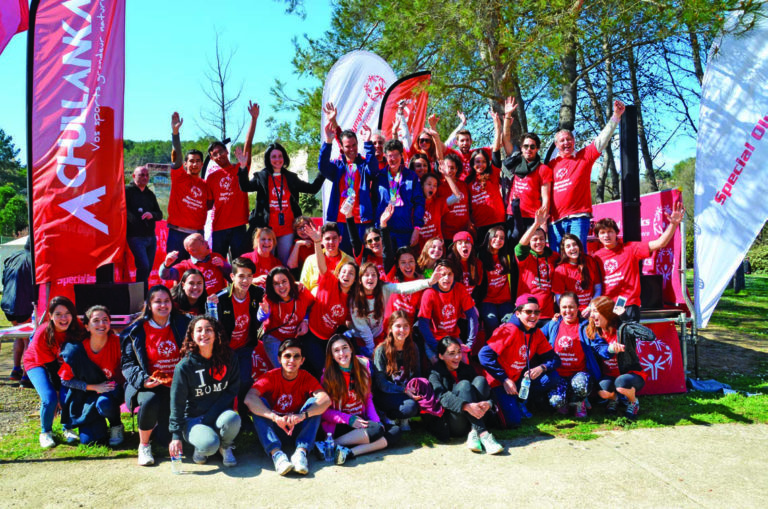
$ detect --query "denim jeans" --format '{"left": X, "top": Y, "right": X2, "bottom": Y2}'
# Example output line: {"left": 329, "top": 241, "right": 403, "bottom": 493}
{"left": 548, "top": 216, "right": 590, "bottom": 251}
{"left": 374, "top": 391, "right": 421, "bottom": 420}
{"left": 548, "top": 371, "right": 593, "bottom": 409}
{"left": 275, "top": 234, "right": 294, "bottom": 266}
{"left": 212, "top": 225, "right": 249, "bottom": 260}
{"left": 184, "top": 410, "right": 241, "bottom": 455}
{"left": 27, "top": 366, "right": 68, "bottom": 433}
{"left": 78, "top": 389, "right": 123, "bottom": 444}
{"left": 127, "top": 236, "right": 157, "bottom": 288}
{"left": 262, "top": 334, "right": 282, "bottom": 369}
{"left": 479, "top": 301, "right": 515, "bottom": 336}
{"left": 252, "top": 398, "right": 321, "bottom": 455}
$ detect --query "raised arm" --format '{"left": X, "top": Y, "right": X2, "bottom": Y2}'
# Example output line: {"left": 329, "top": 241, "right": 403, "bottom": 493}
{"left": 304, "top": 222, "right": 327, "bottom": 275}
{"left": 491, "top": 107, "right": 502, "bottom": 153}
{"left": 501, "top": 97, "right": 517, "bottom": 156}
{"left": 594, "top": 100, "right": 625, "bottom": 153}
{"left": 445, "top": 111, "right": 467, "bottom": 149}
{"left": 519, "top": 207, "right": 548, "bottom": 247}
{"left": 171, "top": 112, "right": 183, "bottom": 169}
{"left": 426, "top": 114, "right": 445, "bottom": 160}
{"left": 648, "top": 202, "right": 685, "bottom": 252}
{"left": 241, "top": 101, "right": 259, "bottom": 170}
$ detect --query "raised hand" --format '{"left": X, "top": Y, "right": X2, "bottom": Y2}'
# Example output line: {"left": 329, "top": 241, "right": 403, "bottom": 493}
{"left": 164, "top": 250, "right": 179, "bottom": 266}
{"left": 247, "top": 100, "right": 260, "bottom": 120}
{"left": 302, "top": 223, "right": 322, "bottom": 243}
{"left": 323, "top": 102, "right": 338, "bottom": 125}
{"left": 234, "top": 146, "right": 248, "bottom": 167}
{"left": 171, "top": 112, "right": 183, "bottom": 134}
{"left": 428, "top": 114, "right": 439, "bottom": 129}
{"left": 457, "top": 111, "right": 467, "bottom": 124}
{"left": 504, "top": 96, "right": 518, "bottom": 118}
{"left": 489, "top": 107, "right": 500, "bottom": 123}
{"left": 380, "top": 203, "right": 395, "bottom": 228}
{"left": 360, "top": 124, "right": 372, "bottom": 143}
{"left": 613, "top": 100, "right": 626, "bottom": 119}
{"left": 666, "top": 201, "right": 685, "bottom": 226}
{"left": 324, "top": 121, "right": 337, "bottom": 143}
{"left": 534, "top": 206, "right": 549, "bottom": 226}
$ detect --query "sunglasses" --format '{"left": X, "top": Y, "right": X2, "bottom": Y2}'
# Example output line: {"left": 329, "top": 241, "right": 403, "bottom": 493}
{"left": 281, "top": 353, "right": 302, "bottom": 360}
{"left": 366, "top": 236, "right": 382, "bottom": 244}
{"left": 419, "top": 138, "right": 431, "bottom": 144}
{"left": 521, "top": 309, "right": 541, "bottom": 316}
{"left": 522, "top": 144, "right": 537, "bottom": 149}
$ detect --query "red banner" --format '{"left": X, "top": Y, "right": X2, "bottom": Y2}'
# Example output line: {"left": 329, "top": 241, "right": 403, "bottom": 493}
{"left": 30, "top": 0, "right": 126, "bottom": 284}
{"left": 0, "top": 0, "right": 28, "bottom": 55}
{"left": 637, "top": 321, "right": 686, "bottom": 395}
{"left": 377, "top": 71, "right": 431, "bottom": 152}
{"left": 589, "top": 188, "right": 684, "bottom": 305}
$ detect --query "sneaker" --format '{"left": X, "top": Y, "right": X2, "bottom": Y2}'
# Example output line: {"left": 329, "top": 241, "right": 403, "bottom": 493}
{"left": 399, "top": 418, "right": 411, "bottom": 432}
{"left": 39, "top": 432, "right": 55, "bottom": 449}
{"left": 220, "top": 446, "right": 237, "bottom": 467}
{"left": 9, "top": 367, "right": 23, "bottom": 381}
{"left": 193, "top": 448, "right": 207, "bottom": 464}
{"left": 466, "top": 429, "right": 482, "bottom": 453}
{"left": 108, "top": 425, "right": 124, "bottom": 446}
{"left": 272, "top": 450, "right": 294, "bottom": 475}
{"left": 519, "top": 401, "right": 533, "bottom": 419}
{"left": 62, "top": 429, "right": 79, "bottom": 444}
{"left": 479, "top": 432, "right": 503, "bottom": 455}
{"left": 138, "top": 443, "right": 154, "bottom": 466}
{"left": 20, "top": 374, "right": 33, "bottom": 389}
{"left": 335, "top": 445, "right": 352, "bottom": 465}
{"left": 574, "top": 400, "right": 588, "bottom": 419}
{"left": 606, "top": 397, "right": 619, "bottom": 415}
{"left": 291, "top": 449, "right": 309, "bottom": 475}
{"left": 625, "top": 399, "right": 640, "bottom": 420}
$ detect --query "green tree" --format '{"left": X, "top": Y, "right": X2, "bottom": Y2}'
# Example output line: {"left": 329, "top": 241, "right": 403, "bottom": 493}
{"left": 0, "top": 129, "right": 26, "bottom": 191}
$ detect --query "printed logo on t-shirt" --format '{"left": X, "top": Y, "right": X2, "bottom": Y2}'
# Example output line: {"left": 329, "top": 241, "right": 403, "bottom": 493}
{"left": 555, "top": 166, "right": 569, "bottom": 180}
{"left": 220, "top": 175, "right": 232, "bottom": 191}
{"left": 203, "top": 269, "right": 216, "bottom": 284}
{"left": 604, "top": 259, "right": 619, "bottom": 274}
{"left": 330, "top": 305, "right": 345, "bottom": 319}
{"left": 518, "top": 344, "right": 528, "bottom": 359}
{"left": 278, "top": 313, "right": 299, "bottom": 335}
{"left": 190, "top": 186, "right": 202, "bottom": 199}
{"left": 251, "top": 350, "right": 270, "bottom": 379}
{"left": 557, "top": 335, "right": 574, "bottom": 351}
{"left": 157, "top": 339, "right": 177, "bottom": 357}
{"left": 443, "top": 304, "right": 456, "bottom": 320}
{"left": 276, "top": 393, "right": 293, "bottom": 412}
{"left": 235, "top": 314, "right": 249, "bottom": 330}
{"left": 423, "top": 210, "right": 432, "bottom": 225}
{"left": 211, "top": 365, "right": 227, "bottom": 381}
{"left": 102, "top": 368, "right": 113, "bottom": 379}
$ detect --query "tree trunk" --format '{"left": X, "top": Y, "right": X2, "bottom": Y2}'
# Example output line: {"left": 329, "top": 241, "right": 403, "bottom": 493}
{"left": 627, "top": 44, "right": 659, "bottom": 192}
{"left": 688, "top": 27, "right": 705, "bottom": 86}
{"left": 559, "top": 39, "right": 578, "bottom": 131}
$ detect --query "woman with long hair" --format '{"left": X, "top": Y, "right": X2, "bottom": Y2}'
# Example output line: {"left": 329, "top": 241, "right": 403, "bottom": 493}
{"left": 447, "top": 231, "right": 484, "bottom": 298}
{"left": 477, "top": 226, "right": 515, "bottom": 334}
{"left": 169, "top": 316, "right": 241, "bottom": 467}
{"left": 170, "top": 269, "right": 208, "bottom": 316}
{"left": 372, "top": 311, "right": 423, "bottom": 428}
{"left": 515, "top": 207, "right": 559, "bottom": 322}
{"left": 24, "top": 296, "right": 86, "bottom": 448}
{"left": 552, "top": 233, "right": 602, "bottom": 317}
{"left": 121, "top": 285, "right": 191, "bottom": 466}
{"left": 59, "top": 305, "right": 125, "bottom": 445}
{"left": 465, "top": 148, "right": 505, "bottom": 243}
{"left": 418, "top": 172, "right": 461, "bottom": 254}
{"left": 239, "top": 141, "right": 325, "bottom": 263}
{"left": 408, "top": 152, "right": 432, "bottom": 180}
{"left": 241, "top": 226, "right": 282, "bottom": 287}
{"left": 320, "top": 335, "right": 397, "bottom": 465}
{"left": 286, "top": 216, "right": 318, "bottom": 279}
{"left": 584, "top": 296, "right": 648, "bottom": 420}
{"left": 417, "top": 237, "right": 444, "bottom": 279}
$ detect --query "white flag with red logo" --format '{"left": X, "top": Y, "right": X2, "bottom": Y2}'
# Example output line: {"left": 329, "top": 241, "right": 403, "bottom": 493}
{"left": 694, "top": 7, "right": 768, "bottom": 327}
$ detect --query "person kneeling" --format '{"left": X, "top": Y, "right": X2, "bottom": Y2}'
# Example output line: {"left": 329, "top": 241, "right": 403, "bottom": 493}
{"left": 245, "top": 339, "right": 331, "bottom": 476}
{"left": 428, "top": 337, "right": 503, "bottom": 454}
{"left": 169, "top": 316, "right": 241, "bottom": 467}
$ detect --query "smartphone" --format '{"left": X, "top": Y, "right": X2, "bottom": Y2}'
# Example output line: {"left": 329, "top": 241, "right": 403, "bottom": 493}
{"left": 614, "top": 296, "right": 627, "bottom": 313}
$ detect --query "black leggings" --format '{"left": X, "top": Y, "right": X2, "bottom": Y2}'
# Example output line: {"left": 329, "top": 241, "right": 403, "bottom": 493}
{"left": 136, "top": 386, "right": 171, "bottom": 443}
{"left": 599, "top": 374, "right": 645, "bottom": 394}
{"left": 335, "top": 421, "right": 401, "bottom": 446}
{"left": 428, "top": 376, "right": 490, "bottom": 442}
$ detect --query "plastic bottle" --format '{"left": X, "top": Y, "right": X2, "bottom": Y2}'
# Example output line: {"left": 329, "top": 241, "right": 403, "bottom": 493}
{"left": 519, "top": 373, "right": 531, "bottom": 401}
{"left": 206, "top": 300, "right": 218, "bottom": 320}
{"left": 323, "top": 432, "right": 335, "bottom": 462}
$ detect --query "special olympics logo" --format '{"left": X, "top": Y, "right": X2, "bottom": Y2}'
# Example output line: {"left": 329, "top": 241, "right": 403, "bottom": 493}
{"left": 276, "top": 394, "right": 293, "bottom": 412}
{"left": 518, "top": 345, "right": 528, "bottom": 359}
{"left": 235, "top": 315, "right": 249, "bottom": 330}
{"left": 423, "top": 210, "right": 432, "bottom": 224}
{"left": 190, "top": 186, "right": 202, "bottom": 199}
{"left": 652, "top": 205, "right": 671, "bottom": 236}
{"left": 443, "top": 304, "right": 456, "bottom": 319}
{"left": 330, "top": 305, "right": 345, "bottom": 319}
{"left": 283, "top": 313, "right": 298, "bottom": 326}
{"left": 557, "top": 336, "right": 574, "bottom": 351}
{"left": 604, "top": 259, "right": 619, "bottom": 274}
{"left": 696, "top": 278, "right": 705, "bottom": 290}
{"left": 637, "top": 340, "right": 674, "bottom": 381}
{"left": 102, "top": 368, "right": 113, "bottom": 379}
{"left": 220, "top": 175, "right": 232, "bottom": 190}
{"left": 556, "top": 167, "right": 569, "bottom": 180}
{"left": 364, "top": 75, "right": 387, "bottom": 101}
{"left": 157, "top": 339, "right": 176, "bottom": 357}
{"left": 656, "top": 247, "right": 675, "bottom": 283}
{"left": 203, "top": 269, "right": 215, "bottom": 283}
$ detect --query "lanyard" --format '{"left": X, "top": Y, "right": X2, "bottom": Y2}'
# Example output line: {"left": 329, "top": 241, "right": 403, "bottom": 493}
{"left": 270, "top": 173, "right": 284, "bottom": 212}
{"left": 387, "top": 168, "right": 404, "bottom": 206}
{"left": 344, "top": 162, "right": 356, "bottom": 199}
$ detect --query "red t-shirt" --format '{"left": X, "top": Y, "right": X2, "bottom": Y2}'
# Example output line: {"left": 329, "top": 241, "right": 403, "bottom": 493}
{"left": 295, "top": 243, "right": 314, "bottom": 269}
{"left": 167, "top": 167, "right": 213, "bottom": 230}
{"left": 242, "top": 251, "right": 282, "bottom": 282}
{"left": 446, "top": 146, "right": 490, "bottom": 182}
{"left": 551, "top": 256, "right": 602, "bottom": 310}
{"left": 516, "top": 249, "right": 559, "bottom": 319}
{"left": 338, "top": 370, "right": 365, "bottom": 415}
{"left": 267, "top": 173, "right": 295, "bottom": 237}
{"left": 229, "top": 295, "right": 251, "bottom": 350}
{"left": 336, "top": 162, "right": 362, "bottom": 223}
{"left": 23, "top": 329, "right": 67, "bottom": 371}
{"left": 485, "top": 254, "right": 512, "bottom": 304}
{"left": 252, "top": 368, "right": 323, "bottom": 415}
{"left": 419, "top": 195, "right": 448, "bottom": 250}
{"left": 59, "top": 334, "right": 123, "bottom": 383}
{"left": 467, "top": 165, "right": 505, "bottom": 227}
{"left": 549, "top": 144, "right": 600, "bottom": 221}
{"left": 308, "top": 271, "right": 351, "bottom": 340}
{"left": 459, "top": 258, "right": 483, "bottom": 296}
{"left": 173, "top": 254, "right": 230, "bottom": 295}
{"left": 507, "top": 163, "right": 553, "bottom": 218}
{"left": 553, "top": 321, "right": 586, "bottom": 377}
{"left": 355, "top": 252, "right": 386, "bottom": 280}
{"left": 486, "top": 323, "right": 553, "bottom": 387}
{"left": 262, "top": 285, "right": 315, "bottom": 341}
{"left": 418, "top": 283, "right": 475, "bottom": 340}
{"left": 251, "top": 342, "right": 271, "bottom": 378}
{"left": 594, "top": 241, "right": 651, "bottom": 307}
{"left": 385, "top": 275, "right": 424, "bottom": 322}
{"left": 437, "top": 180, "right": 470, "bottom": 239}
{"left": 143, "top": 322, "right": 180, "bottom": 386}
{"left": 599, "top": 330, "right": 621, "bottom": 377}
{"left": 206, "top": 164, "right": 249, "bottom": 231}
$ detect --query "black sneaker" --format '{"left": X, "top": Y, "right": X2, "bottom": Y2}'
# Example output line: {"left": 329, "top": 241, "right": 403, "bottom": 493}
{"left": 9, "top": 368, "right": 23, "bottom": 381}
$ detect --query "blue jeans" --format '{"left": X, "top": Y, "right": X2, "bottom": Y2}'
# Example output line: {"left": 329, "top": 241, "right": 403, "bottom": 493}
{"left": 479, "top": 301, "right": 514, "bottom": 335}
{"left": 389, "top": 230, "right": 413, "bottom": 251}
{"left": 127, "top": 236, "right": 156, "bottom": 288}
{"left": 234, "top": 345, "right": 255, "bottom": 423}
{"left": 548, "top": 216, "right": 590, "bottom": 251}
{"left": 262, "top": 334, "right": 282, "bottom": 369}
{"left": 374, "top": 391, "right": 421, "bottom": 420}
{"left": 492, "top": 371, "right": 564, "bottom": 426}
{"left": 184, "top": 410, "right": 241, "bottom": 455}
{"left": 337, "top": 221, "right": 372, "bottom": 258}
{"left": 27, "top": 366, "right": 69, "bottom": 433}
{"left": 212, "top": 225, "right": 249, "bottom": 260}
{"left": 78, "top": 389, "right": 123, "bottom": 444}
{"left": 252, "top": 398, "right": 321, "bottom": 455}
{"left": 275, "top": 234, "right": 294, "bottom": 265}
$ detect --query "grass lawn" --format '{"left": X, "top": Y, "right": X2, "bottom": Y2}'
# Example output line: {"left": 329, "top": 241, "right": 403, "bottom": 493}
{"left": 1, "top": 276, "right": 767, "bottom": 461}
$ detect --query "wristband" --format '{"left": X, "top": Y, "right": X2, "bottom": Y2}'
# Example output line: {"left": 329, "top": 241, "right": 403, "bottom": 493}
{"left": 304, "top": 411, "right": 309, "bottom": 420}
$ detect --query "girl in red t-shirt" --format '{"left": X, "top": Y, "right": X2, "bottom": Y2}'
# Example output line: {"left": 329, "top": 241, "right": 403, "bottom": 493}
{"left": 465, "top": 149, "right": 505, "bottom": 241}
{"left": 552, "top": 234, "right": 602, "bottom": 316}
{"left": 417, "top": 237, "right": 444, "bottom": 279}
{"left": 447, "top": 231, "right": 484, "bottom": 298}
{"left": 477, "top": 226, "right": 514, "bottom": 334}
{"left": 514, "top": 208, "right": 558, "bottom": 320}
{"left": 170, "top": 269, "right": 208, "bottom": 316}
{"left": 59, "top": 305, "right": 125, "bottom": 445}
{"left": 320, "top": 335, "right": 392, "bottom": 465}
{"left": 242, "top": 227, "right": 282, "bottom": 287}
{"left": 24, "top": 296, "right": 86, "bottom": 449}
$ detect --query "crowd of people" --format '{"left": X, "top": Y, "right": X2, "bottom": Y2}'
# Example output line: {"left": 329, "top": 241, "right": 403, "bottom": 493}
{"left": 8, "top": 98, "right": 686, "bottom": 476}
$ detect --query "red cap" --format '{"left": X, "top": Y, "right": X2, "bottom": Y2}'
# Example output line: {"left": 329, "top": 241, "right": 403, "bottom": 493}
{"left": 452, "top": 231, "right": 473, "bottom": 245}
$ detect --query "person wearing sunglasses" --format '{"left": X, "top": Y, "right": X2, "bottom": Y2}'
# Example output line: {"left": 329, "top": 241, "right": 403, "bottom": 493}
{"left": 478, "top": 294, "right": 562, "bottom": 426}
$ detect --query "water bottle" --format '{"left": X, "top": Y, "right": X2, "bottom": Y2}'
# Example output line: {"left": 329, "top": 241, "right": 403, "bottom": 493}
{"left": 323, "top": 432, "right": 335, "bottom": 463}
{"left": 519, "top": 374, "right": 531, "bottom": 401}
{"left": 206, "top": 300, "right": 218, "bottom": 320}
{"left": 170, "top": 453, "right": 183, "bottom": 474}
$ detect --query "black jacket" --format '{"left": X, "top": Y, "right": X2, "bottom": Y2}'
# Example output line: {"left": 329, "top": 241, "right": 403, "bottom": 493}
{"left": 216, "top": 284, "right": 265, "bottom": 349}
{"left": 125, "top": 182, "right": 163, "bottom": 238}
{"left": 239, "top": 167, "right": 325, "bottom": 230}
{"left": 1, "top": 246, "right": 33, "bottom": 317}
{"left": 429, "top": 360, "right": 483, "bottom": 414}
{"left": 120, "top": 314, "right": 191, "bottom": 409}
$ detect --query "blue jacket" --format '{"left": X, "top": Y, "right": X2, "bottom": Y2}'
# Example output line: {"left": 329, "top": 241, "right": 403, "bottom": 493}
{"left": 373, "top": 166, "right": 425, "bottom": 232}
{"left": 318, "top": 141, "right": 379, "bottom": 223}
{"left": 541, "top": 318, "right": 602, "bottom": 381}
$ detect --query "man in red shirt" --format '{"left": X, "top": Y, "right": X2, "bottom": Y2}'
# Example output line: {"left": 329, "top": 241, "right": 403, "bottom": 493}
{"left": 593, "top": 201, "right": 684, "bottom": 322}
{"left": 158, "top": 233, "right": 231, "bottom": 295}
{"left": 548, "top": 100, "right": 626, "bottom": 248}
{"left": 206, "top": 101, "right": 259, "bottom": 259}
{"left": 168, "top": 112, "right": 214, "bottom": 261}
{"left": 245, "top": 339, "right": 331, "bottom": 476}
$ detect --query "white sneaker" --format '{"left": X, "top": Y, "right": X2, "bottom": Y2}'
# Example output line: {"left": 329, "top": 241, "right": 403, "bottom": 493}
{"left": 479, "top": 431, "right": 504, "bottom": 455}
{"left": 108, "top": 424, "right": 124, "bottom": 446}
{"left": 272, "top": 450, "right": 293, "bottom": 476}
{"left": 39, "top": 432, "right": 55, "bottom": 449}
{"left": 62, "top": 429, "right": 79, "bottom": 444}
{"left": 137, "top": 443, "right": 154, "bottom": 466}
{"left": 193, "top": 448, "right": 207, "bottom": 464}
{"left": 291, "top": 449, "right": 308, "bottom": 475}
{"left": 220, "top": 446, "right": 237, "bottom": 467}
